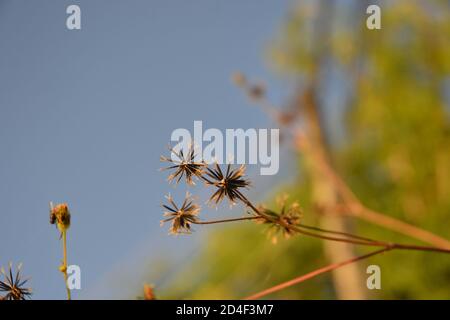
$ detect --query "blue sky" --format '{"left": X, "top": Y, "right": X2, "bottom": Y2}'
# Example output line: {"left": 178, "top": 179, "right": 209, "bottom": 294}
{"left": 0, "top": 0, "right": 293, "bottom": 299}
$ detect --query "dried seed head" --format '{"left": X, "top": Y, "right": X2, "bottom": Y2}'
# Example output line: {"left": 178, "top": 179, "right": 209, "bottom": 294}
{"left": 257, "top": 196, "right": 303, "bottom": 244}
{"left": 0, "top": 263, "right": 32, "bottom": 300}
{"left": 203, "top": 163, "right": 250, "bottom": 206}
{"left": 161, "top": 192, "right": 200, "bottom": 235}
{"left": 160, "top": 145, "right": 206, "bottom": 185}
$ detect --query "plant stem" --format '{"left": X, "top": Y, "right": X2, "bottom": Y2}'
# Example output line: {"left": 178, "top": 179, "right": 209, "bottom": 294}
{"left": 193, "top": 216, "right": 262, "bottom": 225}
{"left": 244, "top": 247, "right": 392, "bottom": 300}
{"left": 296, "top": 223, "right": 380, "bottom": 243}
{"left": 241, "top": 198, "right": 387, "bottom": 246}
{"left": 194, "top": 199, "right": 450, "bottom": 254}
{"left": 62, "top": 230, "right": 71, "bottom": 300}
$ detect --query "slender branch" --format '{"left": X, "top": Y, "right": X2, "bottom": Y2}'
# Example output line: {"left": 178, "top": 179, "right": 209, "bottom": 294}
{"left": 244, "top": 247, "right": 392, "bottom": 300}
{"left": 291, "top": 225, "right": 388, "bottom": 247}
{"left": 296, "top": 223, "right": 379, "bottom": 243}
{"left": 293, "top": 223, "right": 450, "bottom": 253}
{"left": 192, "top": 214, "right": 373, "bottom": 244}
{"left": 193, "top": 199, "right": 450, "bottom": 254}
{"left": 240, "top": 197, "right": 389, "bottom": 246}
{"left": 193, "top": 216, "right": 261, "bottom": 225}
{"left": 347, "top": 204, "right": 450, "bottom": 249}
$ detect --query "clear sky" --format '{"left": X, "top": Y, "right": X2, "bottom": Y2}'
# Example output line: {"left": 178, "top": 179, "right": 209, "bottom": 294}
{"left": 0, "top": 0, "right": 292, "bottom": 299}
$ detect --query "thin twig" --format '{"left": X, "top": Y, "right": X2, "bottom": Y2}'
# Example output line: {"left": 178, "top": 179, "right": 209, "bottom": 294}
{"left": 296, "top": 223, "right": 379, "bottom": 244}
{"left": 193, "top": 201, "right": 450, "bottom": 254}
{"left": 244, "top": 247, "right": 392, "bottom": 300}
{"left": 193, "top": 216, "right": 262, "bottom": 225}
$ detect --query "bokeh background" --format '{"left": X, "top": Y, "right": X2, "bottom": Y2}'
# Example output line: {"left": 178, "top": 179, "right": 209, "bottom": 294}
{"left": 1, "top": 0, "right": 449, "bottom": 299}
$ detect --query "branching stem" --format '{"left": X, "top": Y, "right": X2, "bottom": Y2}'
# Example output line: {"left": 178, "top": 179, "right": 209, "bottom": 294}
{"left": 194, "top": 198, "right": 450, "bottom": 254}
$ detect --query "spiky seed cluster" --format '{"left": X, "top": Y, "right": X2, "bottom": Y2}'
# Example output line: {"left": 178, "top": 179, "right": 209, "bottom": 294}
{"left": 0, "top": 263, "right": 32, "bottom": 300}
{"left": 257, "top": 197, "right": 303, "bottom": 243}
{"left": 159, "top": 146, "right": 305, "bottom": 243}
{"left": 160, "top": 145, "right": 253, "bottom": 235}
{"left": 50, "top": 203, "right": 71, "bottom": 234}
{"left": 160, "top": 145, "right": 206, "bottom": 185}
{"left": 203, "top": 164, "right": 250, "bottom": 205}
{"left": 161, "top": 193, "right": 200, "bottom": 234}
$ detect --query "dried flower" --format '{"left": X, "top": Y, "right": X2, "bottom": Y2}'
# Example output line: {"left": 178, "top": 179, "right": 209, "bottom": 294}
{"left": 49, "top": 202, "right": 72, "bottom": 300}
{"left": 203, "top": 163, "right": 250, "bottom": 206}
{"left": 50, "top": 202, "right": 71, "bottom": 236}
{"left": 257, "top": 196, "right": 303, "bottom": 243}
{"left": 161, "top": 193, "right": 200, "bottom": 234}
{"left": 160, "top": 145, "right": 206, "bottom": 185}
{"left": 0, "top": 263, "right": 32, "bottom": 300}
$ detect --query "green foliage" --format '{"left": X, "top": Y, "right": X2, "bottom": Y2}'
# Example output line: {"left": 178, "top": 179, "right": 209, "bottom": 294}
{"left": 338, "top": 0, "right": 450, "bottom": 299}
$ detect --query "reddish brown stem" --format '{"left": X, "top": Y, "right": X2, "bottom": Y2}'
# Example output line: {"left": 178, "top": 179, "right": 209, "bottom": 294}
{"left": 193, "top": 216, "right": 261, "bottom": 225}
{"left": 244, "top": 247, "right": 392, "bottom": 300}
{"left": 194, "top": 201, "right": 450, "bottom": 254}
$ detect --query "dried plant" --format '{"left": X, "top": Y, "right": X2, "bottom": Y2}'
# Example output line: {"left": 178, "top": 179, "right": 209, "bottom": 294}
{"left": 159, "top": 142, "right": 450, "bottom": 298}
{"left": 0, "top": 263, "right": 32, "bottom": 300}
{"left": 203, "top": 163, "right": 250, "bottom": 206}
{"left": 49, "top": 202, "right": 72, "bottom": 300}
{"left": 50, "top": 203, "right": 71, "bottom": 237}
{"left": 1, "top": 203, "right": 74, "bottom": 301}
{"left": 159, "top": 146, "right": 450, "bottom": 255}
{"left": 160, "top": 145, "right": 206, "bottom": 185}
{"left": 161, "top": 193, "right": 200, "bottom": 235}
{"left": 255, "top": 196, "right": 303, "bottom": 243}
